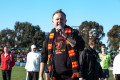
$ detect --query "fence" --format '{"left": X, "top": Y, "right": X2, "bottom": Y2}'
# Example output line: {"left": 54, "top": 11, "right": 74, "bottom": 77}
{"left": 15, "top": 62, "right": 26, "bottom": 66}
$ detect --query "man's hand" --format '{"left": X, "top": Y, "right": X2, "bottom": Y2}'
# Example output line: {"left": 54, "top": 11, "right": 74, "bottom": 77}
{"left": 56, "top": 24, "right": 63, "bottom": 33}
{"left": 113, "top": 74, "right": 116, "bottom": 79}
{"left": 39, "top": 62, "right": 46, "bottom": 80}
{"left": 100, "top": 78, "right": 104, "bottom": 80}
{"left": 79, "top": 78, "right": 84, "bottom": 80}
{"left": 39, "top": 76, "right": 44, "bottom": 80}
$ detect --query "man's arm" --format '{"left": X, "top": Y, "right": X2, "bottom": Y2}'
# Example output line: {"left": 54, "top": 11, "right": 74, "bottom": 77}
{"left": 39, "top": 34, "right": 49, "bottom": 80}
{"left": 79, "top": 78, "right": 84, "bottom": 80}
{"left": 62, "top": 29, "right": 85, "bottom": 49}
{"left": 72, "top": 29, "right": 85, "bottom": 50}
{"left": 113, "top": 74, "right": 116, "bottom": 79}
{"left": 79, "top": 50, "right": 86, "bottom": 79}
{"left": 39, "top": 62, "right": 46, "bottom": 80}
{"left": 98, "top": 61, "right": 104, "bottom": 79}
{"left": 66, "top": 37, "right": 76, "bottom": 47}
{"left": 25, "top": 54, "right": 29, "bottom": 71}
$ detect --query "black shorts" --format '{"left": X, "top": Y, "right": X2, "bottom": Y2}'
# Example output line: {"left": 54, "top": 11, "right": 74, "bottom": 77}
{"left": 27, "top": 71, "right": 39, "bottom": 80}
{"left": 44, "top": 64, "right": 49, "bottom": 73}
{"left": 102, "top": 69, "right": 109, "bottom": 78}
{"left": 53, "top": 71, "right": 79, "bottom": 80}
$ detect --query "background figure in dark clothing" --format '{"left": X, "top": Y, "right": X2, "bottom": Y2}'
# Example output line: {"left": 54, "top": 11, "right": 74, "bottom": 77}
{"left": 79, "top": 37, "right": 104, "bottom": 80}
{"left": 39, "top": 9, "right": 85, "bottom": 80}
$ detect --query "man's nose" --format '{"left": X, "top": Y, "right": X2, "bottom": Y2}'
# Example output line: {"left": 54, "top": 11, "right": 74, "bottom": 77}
{"left": 58, "top": 19, "right": 62, "bottom": 22}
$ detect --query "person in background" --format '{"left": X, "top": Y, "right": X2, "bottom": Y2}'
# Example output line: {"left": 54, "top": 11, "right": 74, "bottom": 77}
{"left": 0, "top": 47, "right": 4, "bottom": 63}
{"left": 79, "top": 37, "right": 104, "bottom": 80}
{"left": 99, "top": 45, "right": 111, "bottom": 80}
{"left": 1, "top": 46, "right": 15, "bottom": 80}
{"left": 39, "top": 9, "right": 85, "bottom": 80}
{"left": 113, "top": 48, "right": 120, "bottom": 80}
{"left": 25, "top": 45, "right": 41, "bottom": 80}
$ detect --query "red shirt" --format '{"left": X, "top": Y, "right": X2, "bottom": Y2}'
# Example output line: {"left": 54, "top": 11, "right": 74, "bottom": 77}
{"left": 1, "top": 52, "right": 15, "bottom": 70}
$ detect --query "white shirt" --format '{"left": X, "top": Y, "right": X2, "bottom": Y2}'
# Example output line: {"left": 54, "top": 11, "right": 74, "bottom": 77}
{"left": 113, "top": 53, "right": 120, "bottom": 74}
{"left": 4, "top": 53, "right": 8, "bottom": 58}
{"left": 25, "top": 51, "right": 41, "bottom": 72}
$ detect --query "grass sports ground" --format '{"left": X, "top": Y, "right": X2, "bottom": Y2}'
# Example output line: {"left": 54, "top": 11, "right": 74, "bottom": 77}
{"left": 0, "top": 66, "right": 115, "bottom": 80}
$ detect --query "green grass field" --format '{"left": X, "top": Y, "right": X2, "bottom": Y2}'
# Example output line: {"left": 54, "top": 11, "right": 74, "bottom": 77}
{"left": 0, "top": 66, "right": 115, "bottom": 80}
{"left": 0, "top": 66, "right": 26, "bottom": 80}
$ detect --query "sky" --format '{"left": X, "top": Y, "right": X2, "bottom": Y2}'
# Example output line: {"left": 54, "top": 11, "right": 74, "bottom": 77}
{"left": 0, "top": 0, "right": 120, "bottom": 46}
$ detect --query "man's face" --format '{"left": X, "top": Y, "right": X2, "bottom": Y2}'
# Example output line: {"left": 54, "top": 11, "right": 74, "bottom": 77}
{"left": 92, "top": 42, "right": 97, "bottom": 49}
{"left": 52, "top": 13, "right": 67, "bottom": 28}
{"left": 4, "top": 47, "right": 8, "bottom": 53}
{"left": 31, "top": 48, "right": 36, "bottom": 52}
{"left": 101, "top": 47, "right": 106, "bottom": 53}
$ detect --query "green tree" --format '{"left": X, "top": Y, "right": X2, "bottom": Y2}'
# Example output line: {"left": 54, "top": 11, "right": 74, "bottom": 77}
{"left": 32, "top": 27, "right": 45, "bottom": 48}
{"left": 14, "top": 22, "right": 45, "bottom": 48}
{"left": 107, "top": 25, "right": 120, "bottom": 50}
{"left": 0, "top": 28, "right": 15, "bottom": 47}
{"left": 78, "top": 21, "right": 105, "bottom": 50}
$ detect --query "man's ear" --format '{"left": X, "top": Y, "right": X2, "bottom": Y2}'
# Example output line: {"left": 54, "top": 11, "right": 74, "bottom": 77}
{"left": 52, "top": 20, "right": 54, "bottom": 24}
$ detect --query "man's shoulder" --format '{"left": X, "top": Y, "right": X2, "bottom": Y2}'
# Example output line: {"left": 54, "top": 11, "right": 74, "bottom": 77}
{"left": 99, "top": 53, "right": 102, "bottom": 56}
{"left": 36, "top": 51, "right": 40, "bottom": 53}
{"left": 81, "top": 48, "right": 89, "bottom": 54}
{"left": 1, "top": 52, "right": 4, "bottom": 58}
{"left": 27, "top": 52, "right": 32, "bottom": 56}
{"left": 105, "top": 54, "right": 111, "bottom": 58}
{"left": 72, "top": 29, "right": 79, "bottom": 33}
{"left": 66, "top": 25, "right": 79, "bottom": 33}
{"left": 106, "top": 54, "right": 110, "bottom": 56}
{"left": 72, "top": 29, "right": 82, "bottom": 39}
{"left": 28, "top": 52, "right": 32, "bottom": 54}
{"left": 34, "top": 52, "right": 41, "bottom": 56}
{"left": 1, "top": 52, "right": 4, "bottom": 55}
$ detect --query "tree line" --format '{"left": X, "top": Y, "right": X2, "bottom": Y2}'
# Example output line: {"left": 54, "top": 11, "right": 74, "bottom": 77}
{"left": 78, "top": 21, "right": 120, "bottom": 50}
{"left": 0, "top": 21, "right": 120, "bottom": 50}
{"left": 0, "top": 22, "right": 45, "bottom": 49}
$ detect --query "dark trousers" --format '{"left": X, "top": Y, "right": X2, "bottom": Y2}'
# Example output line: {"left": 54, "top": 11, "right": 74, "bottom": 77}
{"left": 27, "top": 72, "right": 39, "bottom": 80}
{"left": 53, "top": 71, "right": 79, "bottom": 80}
{"left": 2, "top": 70, "right": 11, "bottom": 80}
{"left": 116, "top": 74, "right": 120, "bottom": 80}
{"left": 54, "top": 77, "right": 79, "bottom": 80}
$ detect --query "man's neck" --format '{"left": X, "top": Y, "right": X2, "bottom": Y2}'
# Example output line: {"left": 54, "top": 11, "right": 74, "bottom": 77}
{"left": 102, "top": 52, "right": 106, "bottom": 55}
{"left": 90, "top": 45, "right": 94, "bottom": 49}
{"left": 32, "top": 51, "right": 36, "bottom": 53}
{"left": 5, "top": 52, "right": 8, "bottom": 54}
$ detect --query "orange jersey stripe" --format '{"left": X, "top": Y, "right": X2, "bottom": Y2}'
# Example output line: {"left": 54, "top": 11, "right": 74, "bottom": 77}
{"left": 72, "top": 61, "right": 78, "bottom": 68}
{"left": 49, "top": 33, "right": 55, "bottom": 39}
{"left": 49, "top": 65, "right": 52, "bottom": 72}
{"left": 68, "top": 49, "right": 75, "bottom": 57}
{"left": 65, "top": 28, "right": 71, "bottom": 33}
{"left": 48, "top": 54, "right": 52, "bottom": 61}
{"left": 48, "top": 44, "right": 52, "bottom": 50}
{"left": 72, "top": 72, "right": 80, "bottom": 78}
{"left": 66, "top": 40, "right": 69, "bottom": 45}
